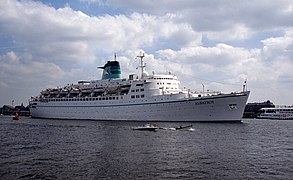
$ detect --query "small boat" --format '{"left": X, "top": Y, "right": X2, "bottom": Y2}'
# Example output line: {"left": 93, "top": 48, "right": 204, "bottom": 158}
{"left": 13, "top": 113, "right": 20, "bottom": 120}
{"left": 160, "top": 127, "right": 176, "bottom": 131}
{"left": 132, "top": 123, "right": 158, "bottom": 131}
{"left": 175, "top": 125, "right": 193, "bottom": 130}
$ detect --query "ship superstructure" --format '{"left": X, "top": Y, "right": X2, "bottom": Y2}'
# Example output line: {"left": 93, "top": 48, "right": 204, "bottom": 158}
{"left": 29, "top": 53, "right": 250, "bottom": 122}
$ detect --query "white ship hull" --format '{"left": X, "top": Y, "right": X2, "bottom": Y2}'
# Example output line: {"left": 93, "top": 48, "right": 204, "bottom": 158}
{"left": 30, "top": 91, "right": 249, "bottom": 122}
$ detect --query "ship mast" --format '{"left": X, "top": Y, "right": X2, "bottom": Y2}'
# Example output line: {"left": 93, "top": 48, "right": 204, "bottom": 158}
{"left": 137, "top": 52, "right": 145, "bottom": 78}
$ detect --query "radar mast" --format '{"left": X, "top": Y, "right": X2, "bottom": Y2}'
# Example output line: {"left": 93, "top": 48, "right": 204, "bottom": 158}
{"left": 137, "top": 52, "right": 146, "bottom": 78}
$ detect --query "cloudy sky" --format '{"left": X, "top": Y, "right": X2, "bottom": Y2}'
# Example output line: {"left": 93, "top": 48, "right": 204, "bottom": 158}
{"left": 0, "top": 0, "right": 293, "bottom": 106}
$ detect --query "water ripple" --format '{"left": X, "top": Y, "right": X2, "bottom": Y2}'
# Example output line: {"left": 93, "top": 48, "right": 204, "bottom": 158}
{"left": 0, "top": 117, "right": 292, "bottom": 179}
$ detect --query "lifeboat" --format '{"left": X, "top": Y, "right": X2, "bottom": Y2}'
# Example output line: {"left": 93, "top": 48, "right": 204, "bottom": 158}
{"left": 60, "top": 89, "right": 69, "bottom": 94}
{"left": 41, "top": 90, "right": 50, "bottom": 95}
{"left": 70, "top": 88, "right": 80, "bottom": 94}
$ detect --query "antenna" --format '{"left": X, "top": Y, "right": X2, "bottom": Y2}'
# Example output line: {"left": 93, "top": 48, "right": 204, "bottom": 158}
{"left": 136, "top": 52, "right": 145, "bottom": 78}
{"left": 243, "top": 79, "right": 247, "bottom": 92}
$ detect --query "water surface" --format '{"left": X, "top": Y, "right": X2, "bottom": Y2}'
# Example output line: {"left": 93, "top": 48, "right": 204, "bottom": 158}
{"left": 0, "top": 116, "right": 292, "bottom": 179}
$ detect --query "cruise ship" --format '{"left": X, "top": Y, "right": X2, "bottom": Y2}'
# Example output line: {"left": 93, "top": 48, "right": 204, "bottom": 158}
{"left": 29, "top": 53, "right": 250, "bottom": 122}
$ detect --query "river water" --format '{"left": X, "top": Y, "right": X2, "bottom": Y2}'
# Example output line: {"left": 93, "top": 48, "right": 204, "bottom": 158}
{"left": 0, "top": 116, "right": 292, "bottom": 179}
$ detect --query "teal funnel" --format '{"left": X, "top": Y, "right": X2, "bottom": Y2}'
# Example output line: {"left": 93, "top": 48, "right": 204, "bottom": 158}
{"left": 99, "top": 61, "right": 122, "bottom": 80}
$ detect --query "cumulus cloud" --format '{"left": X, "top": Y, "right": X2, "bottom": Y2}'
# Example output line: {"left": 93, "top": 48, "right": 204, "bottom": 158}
{"left": 0, "top": 51, "right": 65, "bottom": 86}
{"left": 0, "top": 0, "right": 201, "bottom": 60}
{"left": 0, "top": 0, "right": 293, "bottom": 105}
{"left": 156, "top": 44, "right": 257, "bottom": 89}
{"left": 261, "top": 31, "right": 293, "bottom": 61}
{"left": 83, "top": 0, "right": 293, "bottom": 41}
{"left": 0, "top": 1, "right": 96, "bottom": 63}
{"left": 258, "top": 31, "right": 293, "bottom": 89}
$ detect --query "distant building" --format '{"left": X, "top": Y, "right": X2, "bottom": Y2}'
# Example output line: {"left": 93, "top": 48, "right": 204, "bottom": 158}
{"left": 1, "top": 105, "right": 15, "bottom": 115}
{"left": 15, "top": 103, "right": 30, "bottom": 116}
{"left": 1, "top": 104, "right": 30, "bottom": 116}
{"left": 243, "top": 100, "right": 275, "bottom": 118}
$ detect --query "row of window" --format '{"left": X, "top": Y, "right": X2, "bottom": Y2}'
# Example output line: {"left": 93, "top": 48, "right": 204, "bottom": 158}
{"left": 166, "top": 87, "right": 178, "bottom": 90}
{"left": 153, "top": 77, "right": 174, "bottom": 80}
{"left": 131, "top": 95, "right": 145, "bottom": 99}
{"left": 157, "top": 82, "right": 178, "bottom": 85}
{"left": 40, "top": 96, "right": 124, "bottom": 102}
{"left": 131, "top": 89, "right": 144, "bottom": 92}
{"left": 264, "top": 109, "right": 293, "bottom": 113}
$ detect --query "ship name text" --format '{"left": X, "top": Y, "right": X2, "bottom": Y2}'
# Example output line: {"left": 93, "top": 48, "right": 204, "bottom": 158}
{"left": 194, "top": 100, "right": 214, "bottom": 105}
